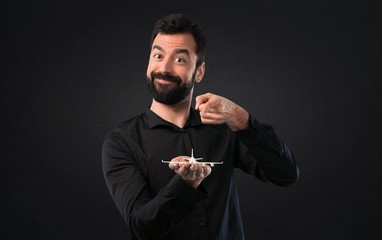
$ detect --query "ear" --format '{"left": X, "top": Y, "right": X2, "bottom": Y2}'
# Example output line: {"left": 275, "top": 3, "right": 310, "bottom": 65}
{"left": 195, "top": 62, "right": 205, "bottom": 83}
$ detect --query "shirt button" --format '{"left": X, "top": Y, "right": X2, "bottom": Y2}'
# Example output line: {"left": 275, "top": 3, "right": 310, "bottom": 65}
{"left": 199, "top": 221, "right": 206, "bottom": 227}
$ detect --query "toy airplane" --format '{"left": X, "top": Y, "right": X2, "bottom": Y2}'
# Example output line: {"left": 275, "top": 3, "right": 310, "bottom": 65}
{"left": 161, "top": 149, "right": 223, "bottom": 167}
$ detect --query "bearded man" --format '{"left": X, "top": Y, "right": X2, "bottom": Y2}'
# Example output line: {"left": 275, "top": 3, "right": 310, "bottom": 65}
{"left": 102, "top": 13, "right": 299, "bottom": 240}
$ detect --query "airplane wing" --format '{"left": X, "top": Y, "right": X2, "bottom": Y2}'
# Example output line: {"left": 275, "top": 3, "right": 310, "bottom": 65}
{"left": 161, "top": 160, "right": 223, "bottom": 167}
{"left": 161, "top": 148, "right": 223, "bottom": 167}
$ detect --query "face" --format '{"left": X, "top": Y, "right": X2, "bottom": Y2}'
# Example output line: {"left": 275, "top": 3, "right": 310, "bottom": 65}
{"left": 146, "top": 33, "right": 205, "bottom": 105}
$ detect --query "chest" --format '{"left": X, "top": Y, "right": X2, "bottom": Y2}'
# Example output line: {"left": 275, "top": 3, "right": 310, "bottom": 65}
{"left": 135, "top": 126, "right": 236, "bottom": 194}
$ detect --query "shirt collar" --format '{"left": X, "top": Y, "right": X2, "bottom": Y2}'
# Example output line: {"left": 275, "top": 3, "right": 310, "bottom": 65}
{"left": 146, "top": 107, "right": 203, "bottom": 129}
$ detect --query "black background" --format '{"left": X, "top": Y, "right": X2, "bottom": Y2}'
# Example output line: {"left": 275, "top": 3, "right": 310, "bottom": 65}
{"left": 2, "top": 0, "right": 381, "bottom": 239}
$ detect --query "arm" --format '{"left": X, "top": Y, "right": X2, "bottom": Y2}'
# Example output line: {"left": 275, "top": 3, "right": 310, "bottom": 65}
{"left": 195, "top": 93, "right": 299, "bottom": 186}
{"left": 102, "top": 131, "right": 208, "bottom": 239}
{"left": 234, "top": 116, "right": 299, "bottom": 186}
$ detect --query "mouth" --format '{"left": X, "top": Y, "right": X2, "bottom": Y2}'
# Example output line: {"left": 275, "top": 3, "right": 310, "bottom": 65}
{"left": 151, "top": 72, "right": 182, "bottom": 85}
{"left": 155, "top": 78, "right": 177, "bottom": 85}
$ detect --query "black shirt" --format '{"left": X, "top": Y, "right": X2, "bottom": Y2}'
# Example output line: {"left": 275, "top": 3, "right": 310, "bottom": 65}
{"left": 102, "top": 108, "right": 298, "bottom": 240}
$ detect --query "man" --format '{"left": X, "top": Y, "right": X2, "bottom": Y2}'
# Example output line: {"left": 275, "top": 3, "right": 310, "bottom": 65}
{"left": 102, "top": 13, "right": 299, "bottom": 240}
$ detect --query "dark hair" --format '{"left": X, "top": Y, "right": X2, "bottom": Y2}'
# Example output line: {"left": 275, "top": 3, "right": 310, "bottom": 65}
{"left": 150, "top": 13, "right": 206, "bottom": 69}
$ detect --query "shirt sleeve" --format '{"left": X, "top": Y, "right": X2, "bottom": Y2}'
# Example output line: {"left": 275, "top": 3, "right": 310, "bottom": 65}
{"left": 234, "top": 115, "right": 299, "bottom": 186}
{"left": 102, "top": 130, "right": 208, "bottom": 240}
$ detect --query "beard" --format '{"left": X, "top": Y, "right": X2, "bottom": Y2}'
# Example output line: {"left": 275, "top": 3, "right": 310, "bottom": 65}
{"left": 146, "top": 71, "right": 196, "bottom": 105}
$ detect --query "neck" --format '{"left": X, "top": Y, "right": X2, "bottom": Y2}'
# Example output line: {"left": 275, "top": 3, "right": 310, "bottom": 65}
{"left": 150, "top": 93, "right": 193, "bottom": 129}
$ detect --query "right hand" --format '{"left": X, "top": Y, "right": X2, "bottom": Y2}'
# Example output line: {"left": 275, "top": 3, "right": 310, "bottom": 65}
{"left": 195, "top": 93, "right": 249, "bottom": 131}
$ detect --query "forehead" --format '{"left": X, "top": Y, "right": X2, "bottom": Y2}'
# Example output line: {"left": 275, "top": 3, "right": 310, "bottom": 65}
{"left": 151, "top": 33, "right": 197, "bottom": 54}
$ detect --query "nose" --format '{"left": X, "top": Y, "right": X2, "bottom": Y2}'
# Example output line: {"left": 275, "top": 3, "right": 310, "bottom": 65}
{"left": 158, "top": 57, "right": 173, "bottom": 73}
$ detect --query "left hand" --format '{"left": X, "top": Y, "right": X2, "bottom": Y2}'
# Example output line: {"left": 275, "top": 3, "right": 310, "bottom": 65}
{"left": 168, "top": 156, "right": 212, "bottom": 189}
{"left": 195, "top": 93, "right": 250, "bottom": 131}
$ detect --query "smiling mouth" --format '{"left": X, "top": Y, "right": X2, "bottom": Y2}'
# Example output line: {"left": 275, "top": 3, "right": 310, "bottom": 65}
{"left": 151, "top": 71, "right": 182, "bottom": 85}
{"left": 155, "top": 78, "right": 177, "bottom": 84}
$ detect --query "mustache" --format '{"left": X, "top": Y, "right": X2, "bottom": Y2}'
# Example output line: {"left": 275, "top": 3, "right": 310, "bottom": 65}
{"left": 151, "top": 72, "right": 182, "bottom": 84}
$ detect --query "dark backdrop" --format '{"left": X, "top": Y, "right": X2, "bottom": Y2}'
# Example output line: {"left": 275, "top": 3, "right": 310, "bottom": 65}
{"left": 2, "top": 0, "right": 381, "bottom": 239}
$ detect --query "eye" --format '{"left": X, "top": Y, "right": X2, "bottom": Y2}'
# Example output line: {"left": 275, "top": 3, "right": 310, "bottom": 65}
{"left": 175, "top": 57, "right": 186, "bottom": 63}
{"left": 153, "top": 54, "right": 162, "bottom": 59}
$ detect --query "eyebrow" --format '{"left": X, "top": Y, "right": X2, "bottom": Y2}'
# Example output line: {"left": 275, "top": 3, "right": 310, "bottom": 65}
{"left": 152, "top": 45, "right": 191, "bottom": 56}
{"left": 152, "top": 45, "right": 164, "bottom": 51}
{"left": 175, "top": 49, "right": 190, "bottom": 56}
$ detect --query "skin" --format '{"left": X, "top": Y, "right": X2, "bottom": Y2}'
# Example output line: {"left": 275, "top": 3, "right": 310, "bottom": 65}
{"left": 147, "top": 33, "right": 249, "bottom": 189}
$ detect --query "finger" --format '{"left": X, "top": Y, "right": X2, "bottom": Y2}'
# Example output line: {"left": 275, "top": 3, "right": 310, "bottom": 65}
{"left": 197, "top": 103, "right": 207, "bottom": 113}
{"left": 200, "top": 112, "right": 222, "bottom": 120}
{"left": 169, "top": 162, "right": 179, "bottom": 170}
{"left": 189, "top": 164, "right": 196, "bottom": 171}
{"left": 189, "top": 166, "right": 206, "bottom": 180}
{"left": 201, "top": 118, "right": 221, "bottom": 125}
{"left": 199, "top": 102, "right": 214, "bottom": 116}
{"left": 195, "top": 93, "right": 212, "bottom": 110}
{"left": 203, "top": 165, "right": 212, "bottom": 177}
{"left": 200, "top": 115, "right": 225, "bottom": 125}
{"left": 176, "top": 164, "right": 189, "bottom": 176}
{"left": 169, "top": 157, "right": 183, "bottom": 170}
{"left": 188, "top": 170, "right": 198, "bottom": 181}
{"left": 196, "top": 165, "right": 206, "bottom": 179}
{"left": 198, "top": 170, "right": 205, "bottom": 179}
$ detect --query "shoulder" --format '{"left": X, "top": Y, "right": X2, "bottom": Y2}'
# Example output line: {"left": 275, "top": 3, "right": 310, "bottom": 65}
{"left": 117, "top": 113, "right": 146, "bottom": 132}
{"left": 104, "top": 112, "right": 147, "bottom": 143}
